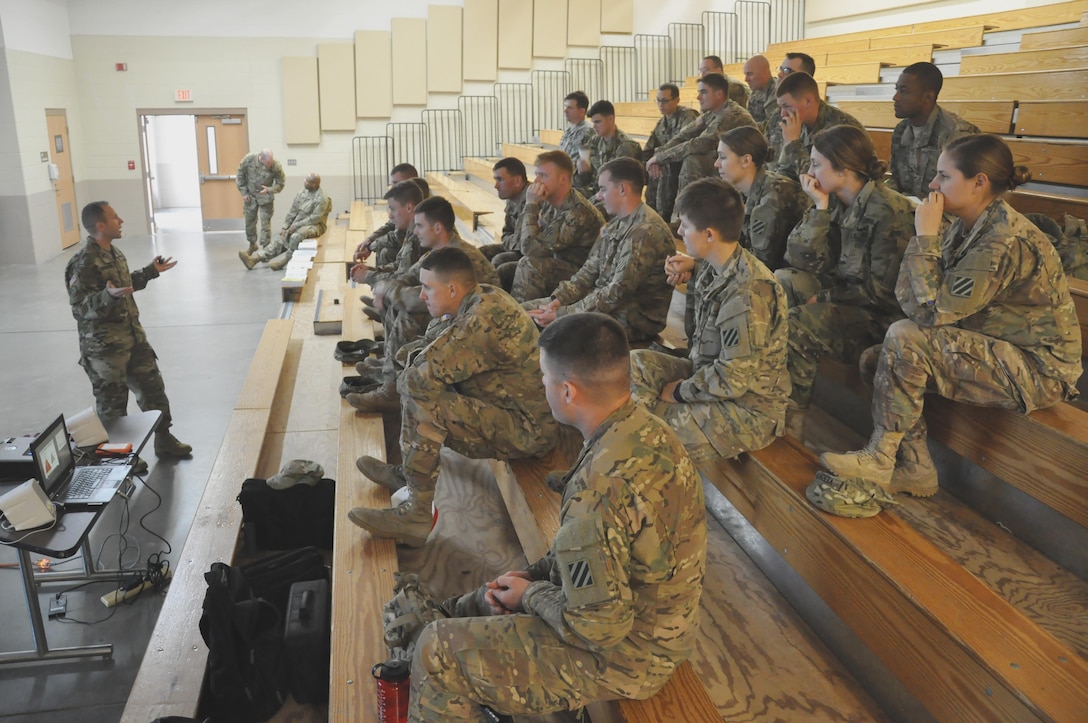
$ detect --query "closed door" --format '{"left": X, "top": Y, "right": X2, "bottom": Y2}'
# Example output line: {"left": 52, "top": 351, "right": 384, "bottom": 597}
{"left": 46, "top": 111, "right": 80, "bottom": 249}
{"left": 195, "top": 113, "right": 248, "bottom": 230}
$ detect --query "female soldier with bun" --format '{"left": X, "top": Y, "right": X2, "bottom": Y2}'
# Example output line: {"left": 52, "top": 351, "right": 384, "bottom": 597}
{"left": 819, "top": 134, "right": 1082, "bottom": 497}
{"left": 778, "top": 124, "right": 916, "bottom": 439}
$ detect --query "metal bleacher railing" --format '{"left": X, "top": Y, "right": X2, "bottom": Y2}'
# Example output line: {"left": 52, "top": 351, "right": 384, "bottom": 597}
{"left": 350, "top": 0, "right": 804, "bottom": 199}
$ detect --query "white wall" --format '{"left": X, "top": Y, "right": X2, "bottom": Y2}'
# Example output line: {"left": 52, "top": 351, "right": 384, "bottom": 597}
{"left": 0, "top": 0, "right": 72, "bottom": 58}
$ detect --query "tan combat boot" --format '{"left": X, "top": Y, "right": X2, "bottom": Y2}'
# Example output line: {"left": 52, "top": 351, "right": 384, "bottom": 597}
{"left": 246, "top": 241, "right": 258, "bottom": 254}
{"left": 345, "top": 382, "right": 401, "bottom": 414}
{"left": 784, "top": 401, "right": 806, "bottom": 441}
{"left": 268, "top": 253, "right": 290, "bottom": 271}
{"left": 238, "top": 250, "right": 258, "bottom": 270}
{"left": 348, "top": 488, "right": 435, "bottom": 547}
{"left": 356, "top": 455, "right": 407, "bottom": 493}
{"left": 890, "top": 435, "right": 939, "bottom": 497}
{"left": 818, "top": 427, "right": 904, "bottom": 491}
{"left": 154, "top": 430, "right": 193, "bottom": 458}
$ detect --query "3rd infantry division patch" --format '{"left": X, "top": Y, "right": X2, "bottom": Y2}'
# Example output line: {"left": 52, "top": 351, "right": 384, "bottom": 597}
{"left": 950, "top": 275, "right": 975, "bottom": 298}
{"left": 568, "top": 560, "right": 594, "bottom": 589}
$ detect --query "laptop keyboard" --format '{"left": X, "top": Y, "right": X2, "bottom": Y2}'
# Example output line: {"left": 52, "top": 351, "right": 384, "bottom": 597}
{"left": 67, "top": 466, "right": 112, "bottom": 500}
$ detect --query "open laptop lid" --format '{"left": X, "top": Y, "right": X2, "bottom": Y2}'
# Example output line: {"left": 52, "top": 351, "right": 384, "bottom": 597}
{"left": 29, "top": 414, "right": 75, "bottom": 497}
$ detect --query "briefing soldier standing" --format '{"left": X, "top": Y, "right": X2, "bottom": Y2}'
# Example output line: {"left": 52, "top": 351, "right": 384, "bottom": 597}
{"left": 239, "top": 173, "right": 329, "bottom": 271}
{"left": 235, "top": 148, "right": 285, "bottom": 253}
{"left": 349, "top": 247, "right": 558, "bottom": 546}
{"left": 408, "top": 312, "right": 707, "bottom": 721}
{"left": 642, "top": 83, "right": 700, "bottom": 224}
{"left": 525, "top": 157, "right": 676, "bottom": 343}
{"left": 66, "top": 202, "right": 191, "bottom": 458}
{"left": 630, "top": 179, "right": 790, "bottom": 467}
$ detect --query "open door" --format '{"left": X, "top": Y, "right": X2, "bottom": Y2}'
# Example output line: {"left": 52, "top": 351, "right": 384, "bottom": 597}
{"left": 195, "top": 113, "right": 248, "bottom": 231}
{"left": 46, "top": 110, "right": 80, "bottom": 249}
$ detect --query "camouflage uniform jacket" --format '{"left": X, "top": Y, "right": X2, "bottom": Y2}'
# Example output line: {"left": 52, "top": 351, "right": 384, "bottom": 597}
{"left": 370, "top": 228, "right": 420, "bottom": 284}
{"left": 552, "top": 203, "right": 676, "bottom": 341}
{"left": 574, "top": 129, "right": 643, "bottom": 195}
{"left": 65, "top": 238, "right": 159, "bottom": 355}
{"left": 282, "top": 187, "right": 330, "bottom": 233}
{"left": 776, "top": 101, "right": 866, "bottom": 180}
{"left": 897, "top": 199, "right": 1083, "bottom": 394}
{"left": 235, "top": 153, "right": 285, "bottom": 205}
{"left": 747, "top": 79, "right": 778, "bottom": 128}
{"left": 678, "top": 247, "right": 791, "bottom": 458}
{"left": 560, "top": 120, "right": 594, "bottom": 160}
{"left": 784, "top": 179, "right": 914, "bottom": 319}
{"left": 653, "top": 101, "right": 757, "bottom": 166}
{"left": 890, "top": 105, "right": 980, "bottom": 199}
{"left": 365, "top": 219, "right": 396, "bottom": 250}
{"left": 521, "top": 399, "right": 707, "bottom": 699}
{"left": 387, "top": 233, "right": 500, "bottom": 310}
{"left": 742, "top": 168, "right": 812, "bottom": 270}
{"left": 517, "top": 188, "right": 604, "bottom": 269}
{"left": 641, "top": 106, "right": 700, "bottom": 162}
{"left": 396, "top": 285, "right": 553, "bottom": 430}
{"left": 726, "top": 75, "right": 750, "bottom": 108}
{"left": 500, "top": 188, "right": 528, "bottom": 252}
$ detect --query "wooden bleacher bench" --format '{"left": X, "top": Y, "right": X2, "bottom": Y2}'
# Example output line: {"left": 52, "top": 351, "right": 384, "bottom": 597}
{"left": 1007, "top": 189, "right": 1088, "bottom": 223}
{"left": 824, "top": 44, "right": 935, "bottom": 68}
{"left": 941, "top": 68, "right": 1088, "bottom": 101}
{"left": 834, "top": 99, "right": 1016, "bottom": 134}
{"left": 120, "top": 319, "right": 294, "bottom": 722}
{"left": 538, "top": 128, "right": 562, "bottom": 146}
{"left": 425, "top": 171, "right": 506, "bottom": 243}
{"left": 330, "top": 242, "right": 397, "bottom": 722}
{"left": 960, "top": 45, "right": 1088, "bottom": 75}
{"left": 814, "top": 62, "right": 885, "bottom": 85}
{"left": 464, "top": 155, "right": 499, "bottom": 184}
{"left": 1016, "top": 100, "right": 1088, "bottom": 139}
{"left": 501, "top": 141, "right": 549, "bottom": 169}
{"left": 1020, "top": 24, "right": 1088, "bottom": 51}
{"left": 871, "top": 24, "right": 991, "bottom": 51}
{"left": 1008, "top": 139, "right": 1088, "bottom": 187}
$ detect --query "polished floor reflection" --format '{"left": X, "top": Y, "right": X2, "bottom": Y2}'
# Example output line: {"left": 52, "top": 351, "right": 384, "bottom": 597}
{"left": 0, "top": 226, "right": 284, "bottom": 721}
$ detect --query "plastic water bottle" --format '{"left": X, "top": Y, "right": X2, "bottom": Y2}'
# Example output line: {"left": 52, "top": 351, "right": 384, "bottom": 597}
{"left": 372, "top": 659, "right": 410, "bottom": 723}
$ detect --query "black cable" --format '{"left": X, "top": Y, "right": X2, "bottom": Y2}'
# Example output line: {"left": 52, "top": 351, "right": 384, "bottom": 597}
{"left": 135, "top": 471, "right": 172, "bottom": 556}
{"left": 56, "top": 496, "right": 130, "bottom": 625}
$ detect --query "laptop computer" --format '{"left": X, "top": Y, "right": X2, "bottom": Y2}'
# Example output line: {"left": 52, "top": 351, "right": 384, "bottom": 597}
{"left": 30, "top": 414, "right": 132, "bottom": 507}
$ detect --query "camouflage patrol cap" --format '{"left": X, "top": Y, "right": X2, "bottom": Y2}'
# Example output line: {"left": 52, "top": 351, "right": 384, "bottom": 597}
{"left": 267, "top": 459, "right": 324, "bottom": 490}
{"left": 805, "top": 470, "right": 898, "bottom": 518}
{"left": 1024, "top": 213, "right": 1062, "bottom": 245}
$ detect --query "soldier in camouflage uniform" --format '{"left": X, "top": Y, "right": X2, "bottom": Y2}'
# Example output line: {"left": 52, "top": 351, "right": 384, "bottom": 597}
{"left": 354, "top": 164, "right": 421, "bottom": 267}
{"left": 742, "top": 55, "right": 781, "bottom": 163}
{"left": 699, "top": 55, "right": 749, "bottom": 108}
{"left": 777, "top": 125, "right": 915, "bottom": 440}
{"left": 889, "top": 63, "right": 980, "bottom": 199}
{"left": 821, "top": 135, "right": 1082, "bottom": 497}
{"left": 351, "top": 181, "right": 425, "bottom": 294}
{"left": 349, "top": 196, "right": 500, "bottom": 413}
{"left": 239, "top": 173, "right": 330, "bottom": 270}
{"left": 630, "top": 179, "right": 790, "bottom": 467}
{"left": 478, "top": 157, "right": 529, "bottom": 292}
{"left": 559, "top": 91, "right": 594, "bottom": 161}
{"left": 409, "top": 312, "right": 707, "bottom": 720}
{"left": 66, "top": 202, "right": 191, "bottom": 458}
{"left": 646, "top": 73, "right": 757, "bottom": 218}
{"left": 643, "top": 83, "right": 700, "bottom": 224}
{"left": 510, "top": 150, "right": 604, "bottom": 302}
{"left": 350, "top": 247, "right": 557, "bottom": 546}
{"left": 525, "top": 158, "right": 676, "bottom": 343}
{"left": 775, "top": 72, "right": 866, "bottom": 181}
{"left": 235, "top": 149, "right": 285, "bottom": 253}
{"left": 573, "top": 100, "right": 642, "bottom": 198}
{"left": 716, "top": 126, "right": 811, "bottom": 270}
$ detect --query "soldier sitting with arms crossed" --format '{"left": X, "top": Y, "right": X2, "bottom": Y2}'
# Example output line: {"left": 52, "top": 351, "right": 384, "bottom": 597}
{"left": 408, "top": 312, "right": 707, "bottom": 721}
{"left": 630, "top": 178, "right": 791, "bottom": 468}
{"left": 524, "top": 157, "right": 676, "bottom": 344}
{"left": 350, "top": 247, "right": 557, "bottom": 546}
{"left": 820, "top": 135, "right": 1082, "bottom": 498}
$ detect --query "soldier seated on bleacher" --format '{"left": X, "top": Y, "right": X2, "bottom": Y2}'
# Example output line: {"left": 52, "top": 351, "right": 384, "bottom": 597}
{"left": 630, "top": 178, "right": 790, "bottom": 468}
{"left": 350, "top": 180, "right": 425, "bottom": 293}
{"left": 354, "top": 163, "right": 422, "bottom": 268}
{"left": 477, "top": 157, "right": 529, "bottom": 292}
{"left": 238, "top": 173, "right": 329, "bottom": 271}
{"left": 820, "top": 134, "right": 1083, "bottom": 498}
{"left": 888, "top": 62, "right": 980, "bottom": 199}
{"left": 699, "top": 54, "right": 749, "bottom": 108}
{"left": 524, "top": 157, "right": 676, "bottom": 344}
{"left": 349, "top": 247, "right": 557, "bottom": 547}
{"left": 774, "top": 71, "right": 865, "bottom": 181}
{"left": 573, "top": 100, "right": 642, "bottom": 198}
{"left": 408, "top": 312, "right": 707, "bottom": 721}
{"left": 642, "top": 83, "right": 700, "bottom": 224}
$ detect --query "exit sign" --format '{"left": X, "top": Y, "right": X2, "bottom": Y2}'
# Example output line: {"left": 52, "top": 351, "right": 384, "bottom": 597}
{"left": 175, "top": 89, "right": 193, "bottom": 102}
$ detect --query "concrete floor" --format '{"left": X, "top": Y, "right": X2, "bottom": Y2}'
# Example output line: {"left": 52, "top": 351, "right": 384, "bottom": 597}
{"left": 0, "top": 223, "right": 284, "bottom": 721}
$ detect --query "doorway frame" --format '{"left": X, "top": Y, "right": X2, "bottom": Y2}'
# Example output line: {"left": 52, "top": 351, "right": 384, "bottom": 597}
{"left": 135, "top": 107, "right": 248, "bottom": 235}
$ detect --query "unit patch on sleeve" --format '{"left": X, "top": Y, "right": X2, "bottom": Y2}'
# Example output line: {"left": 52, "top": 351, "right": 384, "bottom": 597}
{"left": 567, "top": 560, "right": 595, "bottom": 590}
{"left": 950, "top": 274, "right": 975, "bottom": 298}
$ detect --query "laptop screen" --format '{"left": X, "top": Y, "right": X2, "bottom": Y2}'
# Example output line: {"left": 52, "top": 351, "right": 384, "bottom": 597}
{"left": 31, "top": 415, "right": 74, "bottom": 496}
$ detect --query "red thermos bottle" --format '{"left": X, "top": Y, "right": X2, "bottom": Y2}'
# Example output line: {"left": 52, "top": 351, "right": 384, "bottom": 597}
{"left": 372, "top": 659, "right": 410, "bottom": 723}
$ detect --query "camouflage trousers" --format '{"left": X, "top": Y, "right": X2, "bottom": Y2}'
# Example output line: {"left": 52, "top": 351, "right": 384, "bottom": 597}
{"left": 243, "top": 200, "right": 274, "bottom": 248}
{"left": 486, "top": 249, "right": 521, "bottom": 293}
{"left": 511, "top": 255, "right": 582, "bottom": 302}
{"left": 630, "top": 349, "right": 781, "bottom": 464}
{"left": 79, "top": 339, "right": 173, "bottom": 429}
{"left": 788, "top": 302, "right": 890, "bottom": 408}
{"left": 255, "top": 224, "right": 323, "bottom": 261}
{"left": 774, "top": 268, "right": 832, "bottom": 308}
{"left": 397, "top": 390, "right": 557, "bottom": 492}
{"left": 410, "top": 613, "right": 606, "bottom": 721}
{"left": 646, "top": 162, "right": 683, "bottom": 227}
{"left": 380, "top": 302, "right": 430, "bottom": 381}
{"left": 871, "top": 319, "right": 1066, "bottom": 436}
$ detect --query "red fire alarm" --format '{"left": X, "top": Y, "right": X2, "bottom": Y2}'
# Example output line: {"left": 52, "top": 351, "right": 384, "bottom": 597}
{"left": 116, "top": 63, "right": 127, "bottom": 71}
{"left": 127, "top": 161, "right": 136, "bottom": 170}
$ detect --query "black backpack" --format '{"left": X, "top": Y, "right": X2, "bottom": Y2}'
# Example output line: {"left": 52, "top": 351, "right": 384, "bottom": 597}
{"left": 237, "top": 477, "right": 336, "bottom": 552}
{"left": 198, "top": 562, "right": 289, "bottom": 722}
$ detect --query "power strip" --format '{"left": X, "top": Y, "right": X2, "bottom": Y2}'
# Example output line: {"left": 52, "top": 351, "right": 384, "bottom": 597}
{"left": 99, "top": 568, "right": 173, "bottom": 608}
